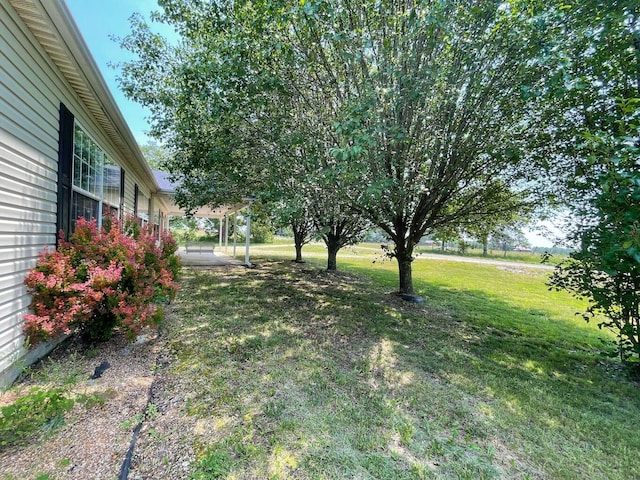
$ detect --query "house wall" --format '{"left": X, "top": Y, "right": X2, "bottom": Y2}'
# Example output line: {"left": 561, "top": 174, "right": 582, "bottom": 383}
{"left": 123, "top": 174, "right": 137, "bottom": 217}
{"left": 0, "top": 2, "right": 152, "bottom": 387}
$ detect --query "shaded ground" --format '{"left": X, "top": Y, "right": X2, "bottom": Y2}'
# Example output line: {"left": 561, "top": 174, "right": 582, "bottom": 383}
{"left": 131, "top": 262, "right": 640, "bottom": 479}
{"left": 0, "top": 331, "right": 161, "bottom": 479}
{"left": 2, "top": 260, "right": 639, "bottom": 479}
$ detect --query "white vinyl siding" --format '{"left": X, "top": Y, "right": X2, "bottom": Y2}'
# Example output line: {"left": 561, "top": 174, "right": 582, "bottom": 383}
{"left": 0, "top": 1, "right": 157, "bottom": 386}
{"left": 137, "top": 189, "right": 150, "bottom": 221}
{"left": 124, "top": 176, "right": 151, "bottom": 220}
{"left": 0, "top": 4, "right": 60, "bottom": 382}
{"left": 123, "top": 175, "right": 137, "bottom": 217}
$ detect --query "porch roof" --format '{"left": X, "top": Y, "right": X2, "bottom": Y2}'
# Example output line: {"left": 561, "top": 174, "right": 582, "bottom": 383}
{"left": 152, "top": 170, "right": 247, "bottom": 219}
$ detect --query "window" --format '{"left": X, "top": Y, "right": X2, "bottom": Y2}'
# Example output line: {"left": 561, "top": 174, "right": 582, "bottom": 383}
{"left": 57, "top": 104, "right": 124, "bottom": 238}
{"left": 71, "top": 123, "right": 116, "bottom": 230}
{"left": 71, "top": 124, "right": 99, "bottom": 230}
{"left": 137, "top": 188, "right": 149, "bottom": 223}
{"left": 103, "top": 157, "right": 121, "bottom": 215}
{"left": 72, "top": 125, "right": 103, "bottom": 197}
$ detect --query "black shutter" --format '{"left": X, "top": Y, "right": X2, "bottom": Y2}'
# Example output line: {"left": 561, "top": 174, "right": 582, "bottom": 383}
{"left": 56, "top": 103, "right": 74, "bottom": 242}
{"left": 134, "top": 183, "right": 139, "bottom": 217}
{"left": 120, "top": 169, "right": 126, "bottom": 216}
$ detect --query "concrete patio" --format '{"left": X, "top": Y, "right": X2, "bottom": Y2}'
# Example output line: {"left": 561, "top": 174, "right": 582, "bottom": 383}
{"left": 177, "top": 247, "right": 242, "bottom": 266}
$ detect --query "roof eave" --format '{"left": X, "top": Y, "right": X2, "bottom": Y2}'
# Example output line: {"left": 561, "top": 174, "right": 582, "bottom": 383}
{"left": 9, "top": 0, "right": 158, "bottom": 193}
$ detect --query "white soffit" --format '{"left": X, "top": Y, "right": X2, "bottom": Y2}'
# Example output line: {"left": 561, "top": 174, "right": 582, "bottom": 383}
{"left": 8, "top": 0, "right": 157, "bottom": 192}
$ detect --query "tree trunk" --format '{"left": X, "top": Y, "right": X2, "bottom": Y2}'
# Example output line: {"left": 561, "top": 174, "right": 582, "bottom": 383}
{"left": 327, "top": 247, "right": 338, "bottom": 271}
{"left": 326, "top": 234, "right": 340, "bottom": 271}
{"left": 398, "top": 257, "right": 414, "bottom": 294}
{"left": 482, "top": 235, "right": 488, "bottom": 256}
{"left": 293, "top": 229, "right": 305, "bottom": 263}
{"left": 396, "top": 241, "right": 415, "bottom": 294}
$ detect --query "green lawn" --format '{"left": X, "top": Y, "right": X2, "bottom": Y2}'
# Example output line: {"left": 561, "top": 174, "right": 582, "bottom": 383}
{"left": 242, "top": 240, "right": 566, "bottom": 265}
{"left": 414, "top": 246, "right": 567, "bottom": 265}
{"left": 162, "top": 245, "right": 639, "bottom": 479}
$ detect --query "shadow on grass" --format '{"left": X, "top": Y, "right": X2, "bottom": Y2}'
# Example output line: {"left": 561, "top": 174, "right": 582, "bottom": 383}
{"left": 165, "top": 261, "right": 640, "bottom": 480}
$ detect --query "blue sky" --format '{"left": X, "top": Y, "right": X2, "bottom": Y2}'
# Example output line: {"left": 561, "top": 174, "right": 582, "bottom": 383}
{"left": 64, "top": 0, "right": 170, "bottom": 145}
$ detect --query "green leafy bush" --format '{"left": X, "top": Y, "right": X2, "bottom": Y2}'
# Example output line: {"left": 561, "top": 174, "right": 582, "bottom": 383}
{"left": 549, "top": 160, "right": 640, "bottom": 363}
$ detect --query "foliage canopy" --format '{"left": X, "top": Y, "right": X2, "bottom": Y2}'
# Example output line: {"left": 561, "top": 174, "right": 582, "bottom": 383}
{"left": 118, "top": 0, "right": 557, "bottom": 292}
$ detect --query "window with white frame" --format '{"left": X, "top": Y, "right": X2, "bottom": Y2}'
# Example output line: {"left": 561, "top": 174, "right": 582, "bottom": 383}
{"left": 71, "top": 122, "right": 120, "bottom": 229}
{"left": 136, "top": 188, "right": 150, "bottom": 223}
{"left": 102, "top": 157, "right": 121, "bottom": 216}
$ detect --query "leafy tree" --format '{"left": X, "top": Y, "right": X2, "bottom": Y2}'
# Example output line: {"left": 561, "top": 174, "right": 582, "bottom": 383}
{"left": 543, "top": 2, "right": 640, "bottom": 363}
{"left": 271, "top": 197, "right": 315, "bottom": 263}
{"left": 431, "top": 225, "right": 460, "bottom": 252}
{"left": 247, "top": 202, "right": 274, "bottom": 244}
{"left": 270, "top": 182, "right": 368, "bottom": 270}
{"left": 140, "top": 141, "right": 171, "bottom": 170}
{"left": 117, "top": 1, "right": 554, "bottom": 293}
{"left": 465, "top": 190, "right": 534, "bottom": 256}
{"left": 532, "top": 1, "right": 639, "bottom": 204}
{"left": 265, "top": 0, "right": 551, "bottom": 293}
{"left": 549, "top": 159, "right": 640, "bottom": 363}
{"left": 270, "top": 109, "right": 369, "bottom": 270}
{"left": 490, "top": 226, "right": 528, "bottom": 258}
{"left": 309, "top": 187, "right": 370, "bottom": 271}
{"left": 269, "top": 176, "right": 369, "bottom": 270}
{"left": 117, "top": 6, "right": 278, "bottom": 212}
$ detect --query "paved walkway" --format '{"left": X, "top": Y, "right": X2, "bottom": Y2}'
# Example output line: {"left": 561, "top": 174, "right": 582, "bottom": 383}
{"left": 178, "top": 248, "right": 241, "bottom": 266}
{"left": 416, "top": 253, "right": 555, "bottom": 270}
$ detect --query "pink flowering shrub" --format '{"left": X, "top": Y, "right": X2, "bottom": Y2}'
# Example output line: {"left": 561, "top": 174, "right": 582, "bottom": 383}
{"left": 24, "top": 217, "right": 180, "bottom": 344}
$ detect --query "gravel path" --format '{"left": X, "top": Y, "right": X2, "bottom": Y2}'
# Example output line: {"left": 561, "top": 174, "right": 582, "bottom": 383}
{"left": 0, "top": 323, "right": 192, "bottom": 480}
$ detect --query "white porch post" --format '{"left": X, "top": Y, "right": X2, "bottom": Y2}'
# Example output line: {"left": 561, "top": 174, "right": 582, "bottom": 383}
{"left": 233, "top": 214, "right": 237, "bottom": 257}
{"left": 225, "top": 215, "right": 229, "bottom": 252}
{"left": 219, "top": 217, "right": 223, "bottom": 250}
{"left": 244, "top": 203, "right": 251, "bottom": 266}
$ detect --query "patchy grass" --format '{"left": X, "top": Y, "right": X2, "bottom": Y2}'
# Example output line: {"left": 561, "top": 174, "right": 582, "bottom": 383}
{"left": 0, "top": 387, "right": 74, "bottom": 448}
{"left": 165, "top": 257, "right": 640, "bottom": 480}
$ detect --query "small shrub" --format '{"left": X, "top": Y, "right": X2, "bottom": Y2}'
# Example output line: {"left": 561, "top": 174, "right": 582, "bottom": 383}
{"left": 548, "top": 162, "right": 640, "bottom": 364}
{"left": 23, "top": 217, "right": 180, "bottom": 344}
{"left": 0, "top": 387, "right": 74, "bottom": 449}
{"left": 190, "top": 447, "right": 231, "bottom": 479}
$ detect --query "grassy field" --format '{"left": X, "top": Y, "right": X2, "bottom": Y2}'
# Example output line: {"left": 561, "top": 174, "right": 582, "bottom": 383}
{"left": 161, "top": 244, "right": 640, "bottom": 479}
{"left": 239, "top": 240, "right": 566, "bottom": 264}
{"left": 413, "top": 246, "right": 566, "bottom": 265}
